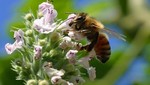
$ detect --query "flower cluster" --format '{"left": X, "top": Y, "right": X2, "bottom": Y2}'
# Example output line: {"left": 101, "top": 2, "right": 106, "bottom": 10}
{"left": 5, "top": 1, "right": 97, "bottom": 85}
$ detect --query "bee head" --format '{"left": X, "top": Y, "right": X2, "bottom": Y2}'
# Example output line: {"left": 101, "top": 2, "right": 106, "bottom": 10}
{"left": 67, "top": 12, "right": 88, "bottom": 30}
{"left": 76, "top": 12, "right": 87, "bottom": 22}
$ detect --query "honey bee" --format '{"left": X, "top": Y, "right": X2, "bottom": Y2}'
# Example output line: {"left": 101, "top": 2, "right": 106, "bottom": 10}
{"left": 68, "top": 12, "right": 125, "bottom": 63}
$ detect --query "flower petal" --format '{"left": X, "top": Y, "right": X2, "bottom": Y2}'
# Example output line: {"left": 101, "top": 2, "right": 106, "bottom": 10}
{"left": 78, "top": 57, "right": 90, "bottom": 69}
{"left": 43, "top": 8, "right": 57, "bottom": 24}
{"left": 67, "top": 14, "right": 76, "bottom": 19}
{"left": 51, "top": 76, "right": 62, "bottom": 85}
{"left": 68, "top": 31, "right": 85, "bottom": 41}
{"left": 59, "top": 36, "right": 74, "bottom": 49}
{"left": 33, "top": 17, "right": 57, "bottom": 34}
{"left": 66, "top": 50, "right": 78, "bottom": 64}
{"left": 43, "top": 62, "right": 65, "bottom": 77}
{"left": 14, "top": 29, "right": 24, "bottom": 42}
{"left": 87, "top": 67, "right": 96, "bottom": 81}
{"left": 66, "top": 50, "right": 78, "bottom": 59}
{"left": 57, "top": 14, "right": 76, "bottom": 29}
{"left": 5, "top": 43, "right": 16, "bottom": 54}
{"left": 39, "top": 2, "right": 54, "bottom": 14}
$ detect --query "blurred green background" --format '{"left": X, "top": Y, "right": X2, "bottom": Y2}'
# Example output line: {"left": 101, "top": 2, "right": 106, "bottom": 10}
{"left": 0, "top": 0, "right": 150, "bottom": 85}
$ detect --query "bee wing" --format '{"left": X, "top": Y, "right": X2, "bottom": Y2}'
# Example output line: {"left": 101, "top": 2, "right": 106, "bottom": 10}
{"left": 100, "top": 27, "right": 126, "bottom": 41}
{"left": 91, "top": 24, "right": 126, "bottom": 41}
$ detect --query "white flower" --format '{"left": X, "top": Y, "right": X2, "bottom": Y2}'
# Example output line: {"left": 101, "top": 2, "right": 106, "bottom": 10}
{"left": 87, "top": 67, "right": 96, "bottom": 81}
{"left": 5, "top": 29, "right": 24, "bottom": 54}
{"left": 68, "top": 31, "right": 85, "bottom": 41}
{"left": 33, "top": 2, "right": 58, "bottom": 34}
{"left": 5, "top": 43, "right": 16, "bottom": 54}
{"left": 59, "top": 37, "right": 82, "bottom": 50}
{"left": 39, "top": 2, "right": 57, "bottom": 24}
{"left": 59, "top": 36, "right": 74, "bottom": 49}
{"left": 70, "top": 76, "right": 85, "bottom": 85}
{"left": 63, "top": 36, "right": 72, "bottom": 42}
{"left": 34, "top": 45, "right": 42, "bottom": 60}
{"left": 43, "top": 62, "right": 65, "bottom": 77}
{"left": 57, "top": 14, "right": 76, "bottom": 29}
{"left": 78, "top": 57, "right": 90, "bottom": 69}
{"left": 66, "top": 50, "right": 78, "bottom": 59}
{"left": 66, "top": 50, "right": 78, "bottom": 64}
{"left": 33, "top": 17, "right": 57, "bottom": 34}
{"left": 51, "top": 76, "right": 62, "bottom": 85}
{"left": 46, "top": 68, "right": 64, "bottom": 77}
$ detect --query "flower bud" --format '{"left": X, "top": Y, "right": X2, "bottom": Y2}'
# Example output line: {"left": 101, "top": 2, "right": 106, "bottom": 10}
{"left": 24, "top": 13, "right": 33, "bottom": 21}
{"left": 38, "top": 39, "right": 47, "bottom": 46}
{"left": 50, "top": 49, "right": 58, "bottom": 57}
{"left": 26, "top": 79, "right": 37, "bottom": 85}
{"left": 34, "top": 45, "right": 42, "bottom": 60}
{"left": 24, "top": 37, "right": 34, "bottom": 45}
{"left": 38, "top": 12, "right": 43, "bottom": 18}
{"left": 50, "top": 32, "right": 61, "bottom": 46}
{"left": 38, "top": 80, "right": 49, "bottom": 85}
{"left": 24, "top": 62, "right": 31, "bottom": 69}
{"left": 25, "top": 30, "right": 33, "bottom": 37}
{"left": 64, "top": 64, "right": 75, "bottom": 72}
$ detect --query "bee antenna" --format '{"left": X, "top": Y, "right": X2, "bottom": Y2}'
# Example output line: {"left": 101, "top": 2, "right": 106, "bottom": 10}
{"left": 65, "top": 12, "right": 77, "bottom": 14}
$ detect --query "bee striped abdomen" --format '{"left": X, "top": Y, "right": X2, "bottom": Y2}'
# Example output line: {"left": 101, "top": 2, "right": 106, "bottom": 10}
{"left": 94, "top": 33, "right": 111, "bottom": 63}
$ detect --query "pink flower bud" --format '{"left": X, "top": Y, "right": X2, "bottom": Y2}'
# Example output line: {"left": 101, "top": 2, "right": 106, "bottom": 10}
{"left": 34, "top": 45, "right": 42, "bottom": 60}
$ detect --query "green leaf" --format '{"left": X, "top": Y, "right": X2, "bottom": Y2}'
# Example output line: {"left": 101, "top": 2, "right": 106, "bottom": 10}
{"left": 77, "top": 50, "right": 89, "bottom": 59}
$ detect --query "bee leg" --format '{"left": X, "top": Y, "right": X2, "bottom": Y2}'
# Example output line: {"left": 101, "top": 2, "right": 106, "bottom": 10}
{"left": 80, "top": 45, "right": 89, "bottom": 51}
{"left": 80, "top": 41, "right": 96, "bottom": 51}
{"left": 80, "top": 32, "right": 99, "bottom": 52}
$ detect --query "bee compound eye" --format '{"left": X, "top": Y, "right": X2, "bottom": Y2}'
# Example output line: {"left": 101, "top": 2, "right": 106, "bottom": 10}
{"left": 77, "top": 16, "right": 84, "bottom": 21}
{"left": 69, "top": 22, "right": 73, "bottom": 26}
